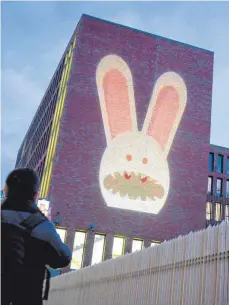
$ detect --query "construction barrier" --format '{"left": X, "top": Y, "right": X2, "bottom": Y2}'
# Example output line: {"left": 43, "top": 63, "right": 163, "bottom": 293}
{"left": 45, "top": 221, "right": 229, "bottom": 305}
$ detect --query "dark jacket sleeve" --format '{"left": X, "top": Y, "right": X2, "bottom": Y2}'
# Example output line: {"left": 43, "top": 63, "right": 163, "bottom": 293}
{"left": 31, "top": 220, "right": 72, "bottom": 269}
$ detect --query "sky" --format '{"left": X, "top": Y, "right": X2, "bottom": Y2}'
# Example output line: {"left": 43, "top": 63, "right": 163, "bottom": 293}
{"left": 1, "top": 1, "right": 229, "bottom": 185}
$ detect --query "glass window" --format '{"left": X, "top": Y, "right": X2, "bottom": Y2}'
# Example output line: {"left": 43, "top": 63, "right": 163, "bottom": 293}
{"left": 208, "top": 177, "right": 213, "bottom": 194}
{"left": 70, "top": 231, "right": 87, "bottom": 270}
{"left": 227, "top": 157, "right": 229, "bottom": 175}
{"left": 208, "top": 153, "right": 214, "bottom": 172}
{"left": 217, "top": 155, "right": 224, "bottom": 173}
{"left": 226, "top": 180, "right": 229, "bottom": 198}
{"left": 215, "top": 203, "right": 221, "bottom": 221}
{"left": 151, "top": 241, "right": 160, "bottom": 247}
{"left": 225, "top": 205, "right": 229, "bottom": 222}
{"left": 112, "top": 236, "right": 125, "bottom": 259}
{"left": 56, "top": 228, "right": 67, "bottom": 243}
{"left": 206, "top": 202, "right": 212, "bottom": 220}
{"left": 216, "top": 178, "right": 223, "bottom": 196}
{"left": 132, "top": 239, "right": 143, "bottom": 252}
{"left": 91, "top": 234, "right": 105, "bottom": 265}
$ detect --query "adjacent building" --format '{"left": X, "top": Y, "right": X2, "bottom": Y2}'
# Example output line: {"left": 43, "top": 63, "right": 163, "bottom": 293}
{"left": 15, "top": 15, "right": 227, "bottom": 270}
{"left": 206, "top": 145, "right": 229, "bottom": 226}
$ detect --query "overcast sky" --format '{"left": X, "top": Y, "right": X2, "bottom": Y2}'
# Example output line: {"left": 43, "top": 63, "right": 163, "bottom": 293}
{"left": 1, "top": 1, "right": 229, "bottom": 185}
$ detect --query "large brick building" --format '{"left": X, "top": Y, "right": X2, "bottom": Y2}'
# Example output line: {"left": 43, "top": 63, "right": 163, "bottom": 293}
{"left": 15, "top": 14, "right": 228, "bottom": 270}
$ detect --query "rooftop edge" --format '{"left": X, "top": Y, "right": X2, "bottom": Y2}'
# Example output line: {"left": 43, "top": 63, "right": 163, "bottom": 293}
{"left": 81, "top": 14, "right": 214, "bottom": 54}
{"left": 210, "top": 144, "right": 229, "bottom": 151}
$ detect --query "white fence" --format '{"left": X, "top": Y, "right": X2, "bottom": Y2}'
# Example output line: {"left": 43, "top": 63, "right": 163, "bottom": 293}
{"left": 45, "top": 222, "right": 229, "bottom": 305}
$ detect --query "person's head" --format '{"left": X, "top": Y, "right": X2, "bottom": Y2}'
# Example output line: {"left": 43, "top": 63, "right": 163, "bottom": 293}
{"left": 4, "top": 168, "right": 40, "bottom": 202}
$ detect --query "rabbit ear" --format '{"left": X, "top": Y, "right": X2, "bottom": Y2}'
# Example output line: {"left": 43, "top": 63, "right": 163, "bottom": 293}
{"left": 142, "top": 72, "right": 187, "bottom": 158}
{"left": 96, "top": 55, "right": 137, "bottom": 145}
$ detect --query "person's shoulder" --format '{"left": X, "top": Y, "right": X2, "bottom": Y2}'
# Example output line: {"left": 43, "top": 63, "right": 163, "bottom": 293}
{"left": 1, "top": 209, "right": 31, "bottom": 228}
{"left": 31, "top": 217, "right": 57, "bottom": 242}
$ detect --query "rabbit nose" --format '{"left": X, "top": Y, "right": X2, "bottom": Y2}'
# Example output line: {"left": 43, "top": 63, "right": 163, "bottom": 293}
{"left": 126, "top": 154, "right": 132, "bottom": 161}
{"left": 142, "top": 157, "right": 148, "bottom": 164}
{"left": 124, "top": 172, "right": 131, "bottom": 179}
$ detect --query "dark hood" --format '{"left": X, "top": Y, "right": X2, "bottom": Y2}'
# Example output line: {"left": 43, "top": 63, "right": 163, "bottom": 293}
{"left": 1, "top": 197, "right": 40, "bottom": 213}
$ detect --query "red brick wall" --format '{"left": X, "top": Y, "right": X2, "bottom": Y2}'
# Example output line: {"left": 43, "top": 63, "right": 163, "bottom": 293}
{"left": 49, "top": 15, "right": 214, "bottom": 248}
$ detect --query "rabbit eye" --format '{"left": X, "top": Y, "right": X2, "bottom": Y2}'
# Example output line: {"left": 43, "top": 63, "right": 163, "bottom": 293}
{"left": 142, "top": 157, "right": 148, "bottom": 164}
{"left": 126, "top": 154, "right": 132, "bottom": 161}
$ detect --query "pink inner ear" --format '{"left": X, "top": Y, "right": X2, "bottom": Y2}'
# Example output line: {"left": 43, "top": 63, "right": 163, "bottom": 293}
{"left": 103, "top": 69, "right": 132, "bottom": 140}
{"left": 147, "top": 86, "right": 179, "bottom": 151}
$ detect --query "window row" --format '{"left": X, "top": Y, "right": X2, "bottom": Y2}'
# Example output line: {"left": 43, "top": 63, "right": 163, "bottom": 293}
{"left": 27, "top": 60, "right": 64, "bottom": 140}
{"left": 55, "top": 229, "right": 160, "bottom": 270}
{"left": 36, "top": 157, "right": 46, "bottom": 181}
{"left": 16, "top": 59, "right": 65, "bottom": 167}
{"left": 208, "top": 153, "right": 229, "bottom": 175}
{"left": 31, "top": 93, "right": 58, "bottom": 152}
{"left": 208, "top": 177, "right": 229, "bottom": 197}
{"left": 26, "top": 124, "right": 52, "bottom": 171}
{"left": 19, "top": 93, "right": 57, "bottom": 169}
{"left": 206, "top": 202, "right": 229, "bottom": 222}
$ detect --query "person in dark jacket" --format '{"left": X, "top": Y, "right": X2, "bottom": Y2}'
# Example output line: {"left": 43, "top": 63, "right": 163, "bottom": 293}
{"left": 1, "top": 168, "right": 72, "bottom": 305}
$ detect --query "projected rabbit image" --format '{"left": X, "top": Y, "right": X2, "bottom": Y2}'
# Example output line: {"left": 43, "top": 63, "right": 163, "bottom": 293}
{"left": 96, "top": 55, "right": 187, "bottom": 214}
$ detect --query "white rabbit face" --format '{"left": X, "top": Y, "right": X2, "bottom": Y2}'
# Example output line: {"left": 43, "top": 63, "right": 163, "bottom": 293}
{"left": 99, "top": 132, "right": 170, "bottom": 214}
{"left": 96, "top": 55, "right": 187, "bottom": 214}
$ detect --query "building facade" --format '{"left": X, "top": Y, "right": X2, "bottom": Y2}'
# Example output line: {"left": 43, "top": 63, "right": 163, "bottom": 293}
{"left": 15, "top": 14, "right": 225, "bottom": 270}
{"left": 206, "top": 145, "right": 229, "bottom": 226}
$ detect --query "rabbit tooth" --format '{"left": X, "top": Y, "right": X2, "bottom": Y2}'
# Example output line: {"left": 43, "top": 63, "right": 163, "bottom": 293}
{"left": 119, "top": 189, "right": 127, "bottom": 198}
{"left": 140, "top": 194, "right": 147, "bottom": 201}
{"left": 111, "top": 173, "right": 116, "bottom": 179}
{"left": 112, "top": 187, "right": 119, "bottom": 195}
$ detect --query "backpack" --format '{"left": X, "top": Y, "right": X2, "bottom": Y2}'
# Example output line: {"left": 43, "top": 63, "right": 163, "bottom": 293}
{"left": 1, "top": 211, "right": 51, "bottom": 303}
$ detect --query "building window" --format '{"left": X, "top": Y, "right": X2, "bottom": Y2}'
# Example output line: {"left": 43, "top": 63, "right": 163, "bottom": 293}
{"left": 208, "top": 153, "right": 214, "bottom": 172}
{"left": 227, "top": 157, "right": 229, "bottom": 175}
{"left": 112, "top": 236, "right": 125, "bottom": 259}
{"left": 91, "top": 234, "right": 105, "bottom": 265}
{"left": 56, "top": 228, "right": 67, "bottom": 243}
{"left": 132, "top": 239, "right": 143, "bottom": 252}
{"left": 208, "top": 177, "right": 213, "bottom": 194}
{"left": 225, "top": 205, "right": 229, "bottom": 222}
{"left": 151, "top": 241, "right": 161, "bottom": 247}
{"left": 215, "top": 203, "right": 222, "bottom": 222}
{"left": 217, "top": 155, "right": 224, "bottom": 173}
{"left": 226, "top": 180, "right": 229, "bottom": 198}
{"left": 206, "top": 202, "right": 212, "bottom": 220}
{"left": 70, "top": 231, "right": 87, "bottom": 270}
{"left": 216, "top": 178, "right": 223, "bottom": 196}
